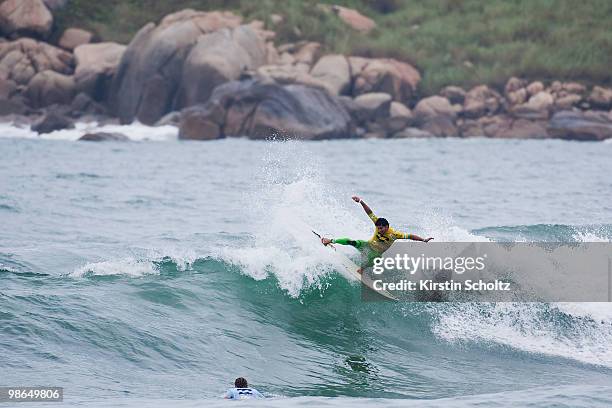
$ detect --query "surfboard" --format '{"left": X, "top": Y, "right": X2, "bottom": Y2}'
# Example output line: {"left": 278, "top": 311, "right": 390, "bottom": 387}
{"left": 312, "top": 231, "right": 397, "bottom": 301}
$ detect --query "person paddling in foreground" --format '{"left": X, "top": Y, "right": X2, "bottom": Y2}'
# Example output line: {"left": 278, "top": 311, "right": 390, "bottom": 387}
{"left": 223, "top": 377, "right": 264, "bottom": 400}
{"left": 321, "top": 196, "right": 434, "bottom": 274}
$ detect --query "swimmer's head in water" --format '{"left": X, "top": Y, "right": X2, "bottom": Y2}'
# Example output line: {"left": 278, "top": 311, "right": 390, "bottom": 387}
{"left": 235, "top": 377, "right": 248, "bottom": 388}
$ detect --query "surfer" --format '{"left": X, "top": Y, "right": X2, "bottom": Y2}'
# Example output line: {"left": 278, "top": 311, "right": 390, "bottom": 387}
{"left": 223, "top": 377, "right": 264, "bottom": 400}
{"left": 321, "top": 196, "right": 433, "bottom": 273}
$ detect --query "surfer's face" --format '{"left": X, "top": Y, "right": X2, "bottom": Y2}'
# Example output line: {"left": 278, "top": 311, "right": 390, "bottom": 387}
{"left": 376, "top": 224, "right": 389, "bottom": 234}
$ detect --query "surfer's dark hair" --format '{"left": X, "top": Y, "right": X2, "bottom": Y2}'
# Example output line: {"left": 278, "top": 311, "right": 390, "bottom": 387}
{"left": 375, "top": 218, "right": 389, "bottom": 227}
{"left": 235, "top": 377, "right": 248, "bottom": 388}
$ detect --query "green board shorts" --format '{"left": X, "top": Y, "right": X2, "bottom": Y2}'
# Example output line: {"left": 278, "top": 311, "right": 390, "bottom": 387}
{"left": 333, "top": 238, "right": 382, "bottom": 268}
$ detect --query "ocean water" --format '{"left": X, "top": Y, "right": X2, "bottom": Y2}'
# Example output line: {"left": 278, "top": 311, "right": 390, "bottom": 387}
{"left": 1, "top": 124, "right": 612, "bottom": 407}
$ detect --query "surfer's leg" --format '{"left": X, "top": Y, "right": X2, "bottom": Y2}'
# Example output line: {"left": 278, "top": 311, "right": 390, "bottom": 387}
{"left": 357, "top": 249, "right": 382, "bottom": 274}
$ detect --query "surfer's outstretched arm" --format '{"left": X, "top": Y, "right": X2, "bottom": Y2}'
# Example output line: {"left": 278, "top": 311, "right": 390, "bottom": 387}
{"left": 352, "top": 196, "right": 373, "bottom": 216}
{"left": 395, "top": 231, "right": 434, "bottom": 242}
{"left": 321, "top": 237, "right": 361, "bottom": 247}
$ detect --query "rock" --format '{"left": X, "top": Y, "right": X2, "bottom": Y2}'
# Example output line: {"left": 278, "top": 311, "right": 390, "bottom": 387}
{"left": 155, "top": 111, "right": 181, "bottom": 127}
{"left": 0, "top": 112, "right": 31, "bottom": 126}
{"left": 505, "top": 77, "right": 527, "bottom": 94}
{"left": 59, "top": 28, "right": 93, "bottom": 51}
{"left": 547, "top": 110, "right": 612, "bottom": 141}
{"left": 420, "top": 115, "right": 457, "bottom": 137}
{"left": 292, "top": 42, "right": 321, "bottom": 67}
{"left": 257, "top": 64, "right": 328, "bottom": 90}
{"left": 110, "top": 11, "right": 271, "bottom": 125}
{"left": 0, "top": 0, "right": 53, "bottom": 38}
{"left": 70, "top": 92, "right": 107, "bottom": 116}
{"left": 506, "top": 119, "right": 548, "bottom": 138}
{"left": 439, "top": 86, "right": 466, "bottom": 104}
{"left": 548, "top": 81, "right": 562, "bottom": 93}
{"left": 457, "top": 118, "right": 483, "bottom": 137}
{"left": 310, "top": 54, "right": 350, "bottom": 95}
{"left": 42, "top": 0, "right": 67, "bottom": 11}
{"left": 31, "top": 108, "right": 74, "bottom": 133}
{"left": 392, "top": 127, "right": 433, "bottom": 138}
{"left": 25, "top": 70, "right": 75, "bottom": 108}
{"left": 178, "top": 79, "right": 352, "bottom": 140}
{"left": 462, "top": 85, "right": 501, "bottom": 118}
{"left": 74, "top": 42, "right": 125, "bottom": 101}
{"left": 110, "top": 9, "right": 243, "bottom": 125}
{"left": 364, "top": 131, "right": 386, "bottom": 139}
{"left": 353, "top": 92, "right": 392, "bottom": 123}
{"left": 177, "top": 26, "right": 267, "bottom": 111}
{"left": 588, "top": 86, "right": 612, "bottom": 110}
{"left": 461, "top": 115, "right": 547, "bottom": 139}
{"left": 562, "top": 82, "right": 586, "bottom": 94}
{"left": 506, "top": 88, "right": 527, "bottom": 106}
{"left": 511, "top": 91, "right": 554, "bottom": 120}
{"left": 414, "top": 95, "right": 456, "bottom": 121}
{"left": 179, "top": 105, "right": 222, "bottom": 140}
{"left": 331, "top": 5, "right": 376, "bottom": 33}
{"left": 79, "top": 132, "right": 129, "bottom": 142}
{"left": 0, "top": 38, "right": 74, "bottom": 86}
{"left": 0, "top": 97, "right": 27, "bottom": 115}
{"left": 387, "top": 101, "right": 412, "bottom": 132}
{"left": 351, "top": 57, "right": 421, "bottom": 104}
{"left": 265, "top": 42, "right": 279, "bottom": 65}
{"left": 526, "top": 81, "right": 544, "bottom": 96}
{"left": 0, "top": 76, "right": 16, "bottom": 98}
{"left": 554, "top": 94, "right": 581, "bottom": 110}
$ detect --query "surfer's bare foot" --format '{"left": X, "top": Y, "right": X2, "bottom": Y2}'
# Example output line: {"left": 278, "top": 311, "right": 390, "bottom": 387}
{"left": 424, "top": 237, "right": 434, "bottom": 242}
{"left": 357, "top": 267, "right": 363, "bottom": 274}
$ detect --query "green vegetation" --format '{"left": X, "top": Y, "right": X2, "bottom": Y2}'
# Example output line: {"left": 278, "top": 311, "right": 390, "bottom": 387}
{"left": 55, "top": 0, "right": 612, "bottom": 95}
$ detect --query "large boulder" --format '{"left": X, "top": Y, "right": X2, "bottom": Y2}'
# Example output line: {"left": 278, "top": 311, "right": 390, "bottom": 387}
{"left": 74, "top": 42, "right": 125, "bottom": 102}
{"left": 462, "top": 85, "right": 502, "bottom": 118}
{"left": 176, "top": 25, "right": 267, "bottom": 109}
{"left": 0, "top": 38, "right": 73, "bottom": 86}
{"left": 110, "top": 9, "right": 244, "bottom": 124}
{"left": 331, "top": 5, "right": 376, "bottom": 33}
{"left": 310, "top": 54, "right": 350, "bottom": 95}
{"left": 59, "top": 28, "right": 93, "bottom": 51}
{"left": 25, "top": 70, "right": 75, "bottom": 108}
{"left": 547, "top": 110, "right": 612, "bottom": 141}
{"left": 350, "top": 57, "right": 420, "bottom": 104}
{"left": 0, "top": 0, "right": 53, "bottom": 38}
{"left": 179, "top": 79, "right": 352, "bottom": 140}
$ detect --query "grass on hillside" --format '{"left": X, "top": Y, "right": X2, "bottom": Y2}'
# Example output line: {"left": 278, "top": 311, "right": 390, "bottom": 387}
{"left": 54, "top": 0, "right": 612, "bottom": 95}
